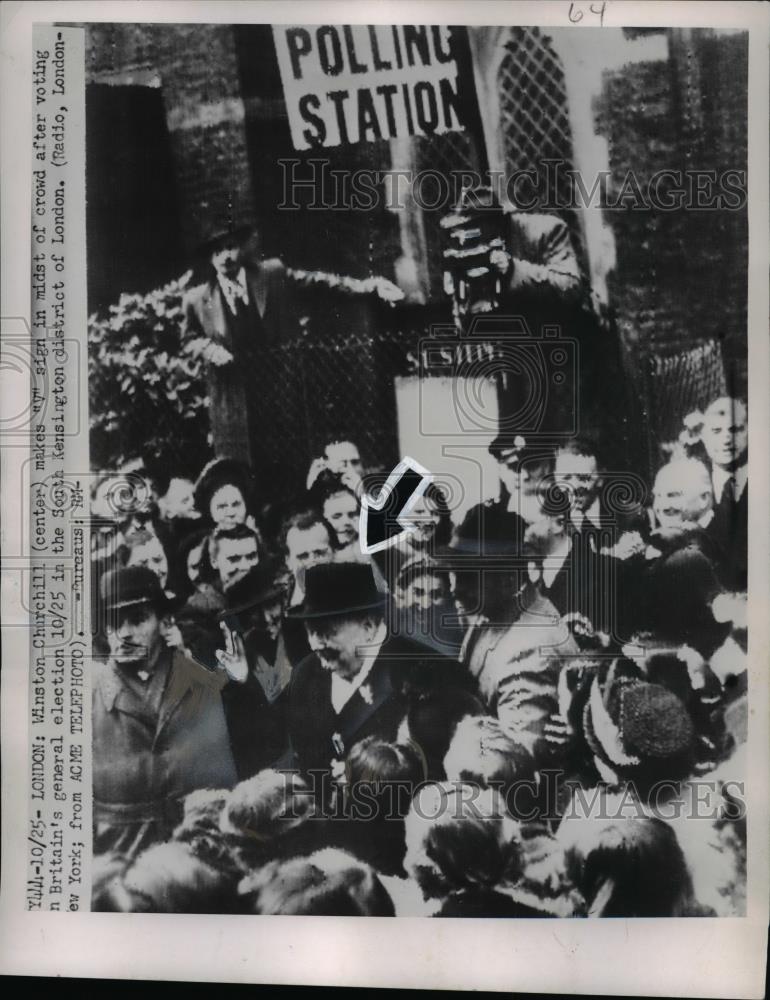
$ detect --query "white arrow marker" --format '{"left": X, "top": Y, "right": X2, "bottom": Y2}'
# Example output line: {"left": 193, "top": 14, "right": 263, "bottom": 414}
{"left": 359, "top": 456, "right": 433, "bottom": 555}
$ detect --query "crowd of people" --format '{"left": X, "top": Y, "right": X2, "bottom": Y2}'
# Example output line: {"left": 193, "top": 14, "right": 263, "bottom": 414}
{"left": 90, "top": 394, "right": 748, "bottom": 916}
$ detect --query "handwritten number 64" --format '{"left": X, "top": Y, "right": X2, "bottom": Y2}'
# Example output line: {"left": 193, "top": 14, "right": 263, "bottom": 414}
{"left": 569, "top": 2, "right": 607, "bottom": 25}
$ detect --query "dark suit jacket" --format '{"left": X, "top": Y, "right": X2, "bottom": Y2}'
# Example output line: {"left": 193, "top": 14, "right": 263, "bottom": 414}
{"left": 454, "top": 498, "right": 529, "bottom": 559}
{"left": 288, "top": 634, "right": 469, "bottom": 783}
{"left": 220, "top": 673, "right": 288, "bottom": 782}
{"left": 705, "top": 469, "right": 748, "bottom": 591}
{"left": 505, "top": 212, "right": 584, "bottom": 304}
{"left": 540, "top": 517, "right": 618, "bottom": 634}
{"left": 183, "top": 260, "right": 293, "bottom": 461}
{"left": 183, "top": 259, "right": 291, "bottom": 351}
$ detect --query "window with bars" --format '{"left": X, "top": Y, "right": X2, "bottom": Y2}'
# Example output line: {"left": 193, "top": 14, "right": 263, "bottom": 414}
{"left": 413, "top": 27, "right": 589, "bottom": 298}
{"left": 642, "top": 339, "right": 727, "bottom": 461}
{"left": 497, "top": 27, "right": 587, "bottom": 272}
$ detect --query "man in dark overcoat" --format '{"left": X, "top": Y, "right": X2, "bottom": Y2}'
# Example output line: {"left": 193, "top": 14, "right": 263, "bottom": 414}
{"left": 183, "top": 221, "right": 294, "bottom": 465}
{"left": 92, "top": 566, "right": 237, "bottom": 859}
{"left": 287, "top": 562, "right": 471, "bottom": 800}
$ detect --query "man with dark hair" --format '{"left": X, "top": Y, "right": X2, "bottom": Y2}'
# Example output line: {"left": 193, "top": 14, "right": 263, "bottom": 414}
{"left": 93, "top": 566, "right": 237, "bottom": 859}
{"left": 325, "top": 439, "right": 363, "bottom": 479}
{"left": 553, "top": 437, "right": 606, "bottom": 532}
{"left": 177, "top": 523, "right": 262, "bottom": 674}
{"left": 307, "top": 439, "right": 364, "bottom": 491}
{"left": 210, "top": 523, "right": 261, "bottom": 592}
{"left": 282, "top": 508, "right": 335, "bottom": 607}
{"left": 280, "top": 509, "right": 336, "bottom": 667}
{"left": 214, "top": 559, "right": 293, "bottom": 777}
{"left": 183, "top": 221, "right": 294, "bottom": 464}
{"left": 523, "top": 436, "right": 616, "bottom": 633}
{"left": 122, "top": 528, "right": 171, "bottom": 590}
{"left": 700, "top": 396, "right": 748, "bottom": 591}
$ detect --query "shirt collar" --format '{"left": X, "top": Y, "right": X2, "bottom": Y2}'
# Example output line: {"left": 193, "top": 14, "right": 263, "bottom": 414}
{"left": 101, "top": 652, "right": 170, "bottom": 715}
{"left": 712, "top": 462, "right": 748, "bottom": 501}
{"left": 540, "top": 535, "right": 571, "bottom": 588}
{"left": 217, "top": 268, "right": 248, "bottom": 309}
{"left": 329, "top": 622, "right": 387, "bottom": 714}
{"left": 290, "top": 578, "right": 304, "bottom": 608}
{"left": 572, "top": 497, "right": 601, "bottom": 531}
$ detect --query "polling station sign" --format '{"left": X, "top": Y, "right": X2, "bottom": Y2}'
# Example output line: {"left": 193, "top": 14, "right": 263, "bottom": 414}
{"left": 272, "top": 25, "right": 467, "bottom": 150}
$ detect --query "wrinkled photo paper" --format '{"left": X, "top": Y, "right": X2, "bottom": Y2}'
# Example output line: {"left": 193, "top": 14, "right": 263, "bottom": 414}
{"left": 0, "top": 1, "right": 768, "bottom": 994}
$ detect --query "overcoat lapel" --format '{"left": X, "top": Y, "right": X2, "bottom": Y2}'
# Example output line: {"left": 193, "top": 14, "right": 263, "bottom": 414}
{"left": 157, "top": 652, "right": 227, "bottom": 739}
{"left": 335, "top": 659, "right": 395, "bottom": 751}
{"left": 247, "top": 266, "right": 268, "bottom": 319}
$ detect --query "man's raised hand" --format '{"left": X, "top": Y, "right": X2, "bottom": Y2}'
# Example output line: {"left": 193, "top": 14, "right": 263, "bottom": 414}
{"left": 216, "top": 623, "right": 249, "bottom": 682}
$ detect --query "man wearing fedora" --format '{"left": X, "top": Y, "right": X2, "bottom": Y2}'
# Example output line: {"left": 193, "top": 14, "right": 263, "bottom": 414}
{"left": 92, "top": 566, "right": 238, "bottom": 859}
{"left": 286, "top": 562, "right": 470, "bottom": 796}
{"left": 183, "top": 220, "right": 295, "bottom": 464}
{"left": 214, "top": 559, "right": 294, "bottom": 778}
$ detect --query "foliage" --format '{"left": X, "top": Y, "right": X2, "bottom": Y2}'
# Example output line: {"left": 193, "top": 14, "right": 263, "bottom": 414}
{"left": 88, "top": 270, "right": 212, "bottom": 475}
{"left": 87, "top": 267, "right": 405, "bottom": 474}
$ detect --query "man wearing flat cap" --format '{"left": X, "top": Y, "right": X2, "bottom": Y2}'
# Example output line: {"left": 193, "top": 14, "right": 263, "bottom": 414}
{"left": 183, "top": 220, "right": 295, "bottom": 464}
{"left": 92, "top": 566, "right": 237, "bottom": 859}
{"left": 287, "top": 562, "right": 471, "bottom": 795}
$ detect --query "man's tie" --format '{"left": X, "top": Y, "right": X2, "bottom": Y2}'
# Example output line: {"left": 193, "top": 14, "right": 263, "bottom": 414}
{"left": 720, "top": 475, "right": 736, "bottom": 506}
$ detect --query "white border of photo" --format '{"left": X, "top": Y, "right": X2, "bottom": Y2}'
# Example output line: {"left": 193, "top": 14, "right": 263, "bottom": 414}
{"left": 1, "top": 2, "right": 768, "bottom": 995}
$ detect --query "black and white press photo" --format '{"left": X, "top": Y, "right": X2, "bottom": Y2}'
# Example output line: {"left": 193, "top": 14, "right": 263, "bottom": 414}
{"left": 1, "top": 2, "right": 768, "bottom": 995}
{"left": 82, "top": 18, "right": 750, "bottom": 919}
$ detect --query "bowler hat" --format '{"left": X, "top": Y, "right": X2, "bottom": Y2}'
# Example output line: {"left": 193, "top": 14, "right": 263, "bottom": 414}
{"left": 287, "top": 562, "right": 386, "bottom": 620}
{"left": 100, "top": 565, "right": 173, "bottom": 614}
{"left": 221, "top": 559, "right": 288, "bottom": 619}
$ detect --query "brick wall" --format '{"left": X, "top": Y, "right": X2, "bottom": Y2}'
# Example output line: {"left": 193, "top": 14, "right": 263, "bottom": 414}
{"left": 85, "top": 23, "right": 749, "bottom": 391}
{"left": 595, "top": 29, "right": 748, "bottom": 395}
{"left": 86, "top": 23, "right": 256, "bottom": 255}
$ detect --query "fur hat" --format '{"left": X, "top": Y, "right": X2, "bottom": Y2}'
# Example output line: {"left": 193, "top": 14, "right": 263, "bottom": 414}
{"left": 582, "top": 673, "right": 696, "bottom": 785}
